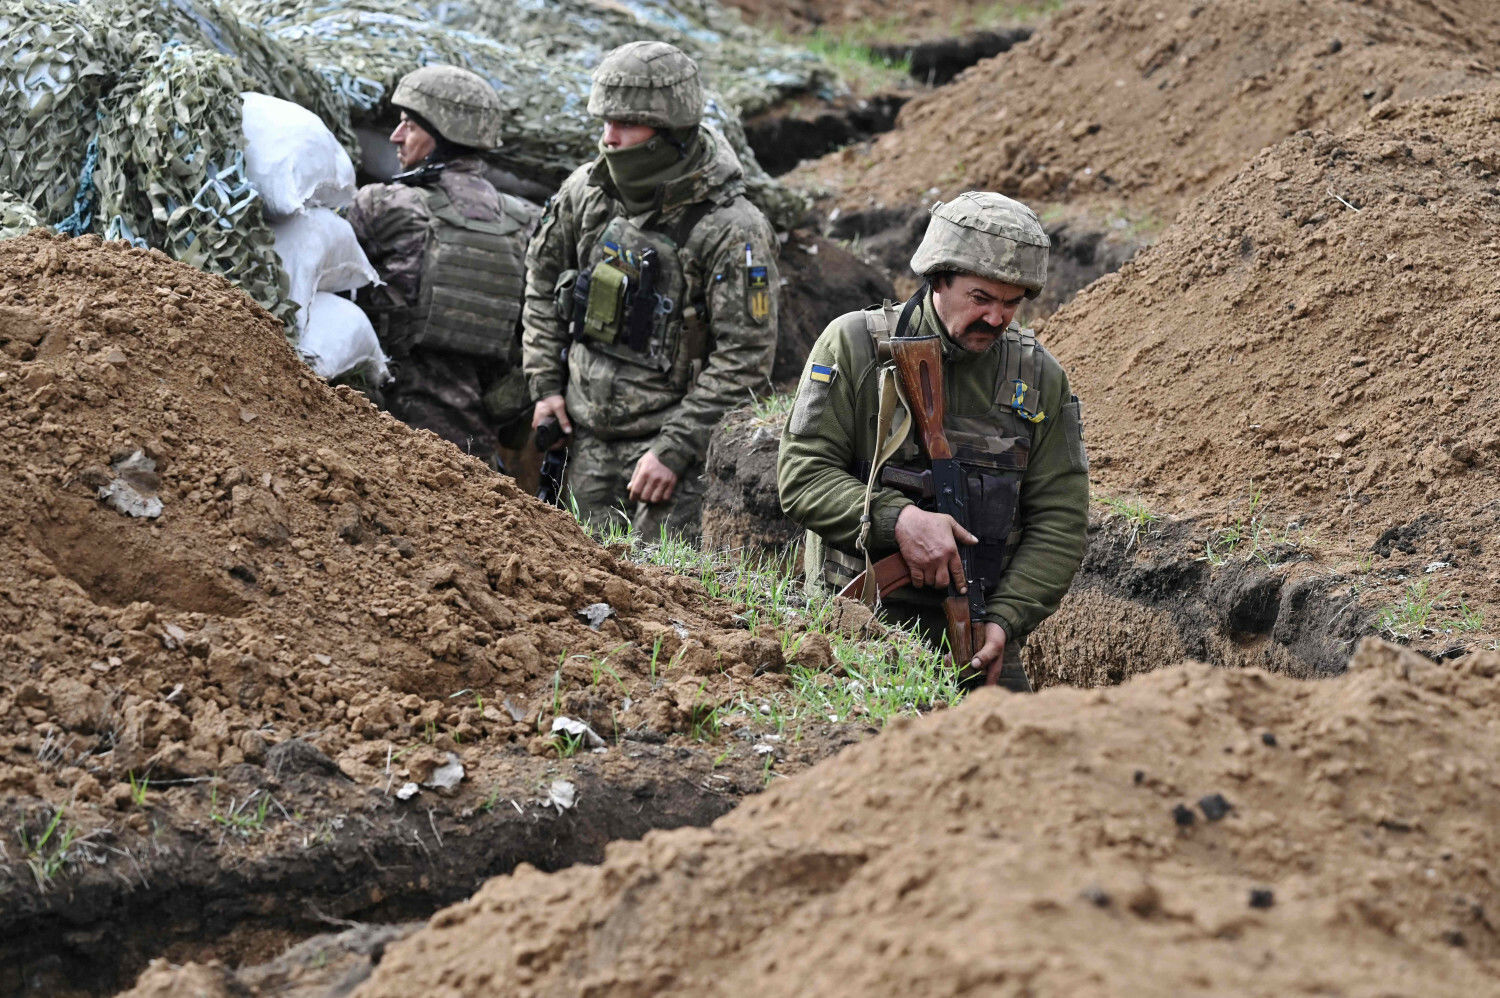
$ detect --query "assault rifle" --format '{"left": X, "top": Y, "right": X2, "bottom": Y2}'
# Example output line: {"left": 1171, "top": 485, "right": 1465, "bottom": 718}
{"left": 841, "top": 330, "right": 989, "bottom": 678}
{"left": 535, "top": 417, "right": 568, "bottom": 507}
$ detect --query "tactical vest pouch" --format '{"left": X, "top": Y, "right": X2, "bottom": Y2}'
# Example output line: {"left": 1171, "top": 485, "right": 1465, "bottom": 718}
{"left": 392, "top": 186, "right": 530, "bottom": 361}
{"left": 554, "top": 269, "right": 579, "bottom": 322}
{"left": 583, "top": 261, "right": 628, "bottom": 344}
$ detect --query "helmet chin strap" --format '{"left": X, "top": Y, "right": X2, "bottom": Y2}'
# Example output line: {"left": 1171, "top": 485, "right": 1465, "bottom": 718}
{"left": 893, "top": 280, "right": 931, "bottom": 340}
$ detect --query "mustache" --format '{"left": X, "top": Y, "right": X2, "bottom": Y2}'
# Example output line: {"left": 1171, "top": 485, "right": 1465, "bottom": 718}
{"left": 963, "top": 319, "right": 1003, "bottom": 336}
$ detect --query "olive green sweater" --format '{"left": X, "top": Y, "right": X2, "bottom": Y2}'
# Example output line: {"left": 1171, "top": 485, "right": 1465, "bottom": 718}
{"left": 776, "top": 292, "right": 1090, "bottom": 639}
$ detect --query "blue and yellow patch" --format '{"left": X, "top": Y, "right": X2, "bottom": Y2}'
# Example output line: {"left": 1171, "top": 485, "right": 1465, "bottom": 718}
{"left": 747, "top": 265, "right": 771, "bottom": 323}
{"left": 809, "top": 363, "right": 836, "bottom": 385}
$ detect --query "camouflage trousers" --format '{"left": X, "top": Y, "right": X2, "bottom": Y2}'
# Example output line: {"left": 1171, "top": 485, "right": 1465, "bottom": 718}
{"left": 564, "top": 427, "right": 705, "bottom": 543}
{"left": 886, "top": 603, "right": 1032, "bottom": 693}
{"left": 378, "top": 349, "right": 526, "bottom": 470}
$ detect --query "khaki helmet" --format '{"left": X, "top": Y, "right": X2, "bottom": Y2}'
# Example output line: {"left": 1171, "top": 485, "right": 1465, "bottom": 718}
{"left": 392, "top": 65, "right": 504, "bottom": 150}
{"left": 587, "top": 41, "right": 702, "bottom": 129}
{"left": 910, "top": 192, "right": 1050, "bottom": 299}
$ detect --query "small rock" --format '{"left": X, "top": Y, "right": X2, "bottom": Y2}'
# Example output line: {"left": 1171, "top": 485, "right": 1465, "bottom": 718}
{"left": 422, "top": 752, "right": 465, "bottom": 791}
{"left": 1248, "top": 888, "right": 1275, "bottom": 909}
{"left": 1172, "top": 804, "right": 1196, "bottom": 826}
{"left": 1199, "top": 793, "right": 1233, "bottom": 821}
{"left": 1261, "top": 731, "right": 1277, "bottom": 747}
{"left": 577, "top": 602, "right": 615, "bottom": 630}
{"left": 1133, "top": 769, "right": 1146, "bottom": 785}
{"left": 545, "top": 779, "right": 577, "bottom": 812}
{"left": 1081, "top": 886, "right": 1112, "bottom": 907}
{"left": 395, "top": 782, "right": 419, "bottom": 801}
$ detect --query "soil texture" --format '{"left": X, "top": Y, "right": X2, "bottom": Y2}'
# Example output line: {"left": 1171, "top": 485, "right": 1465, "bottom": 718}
{"left": 0, "top": 232, "right": 864, "bottom": 992}
{"left": 799, "top": 0, "right": 1500, "bottom": 222}
{"left": 160, "top": 639, "right": 1500, "bottom": 997}
{"left": 1043, "top": 88, "right": 1500, "bottom": 630}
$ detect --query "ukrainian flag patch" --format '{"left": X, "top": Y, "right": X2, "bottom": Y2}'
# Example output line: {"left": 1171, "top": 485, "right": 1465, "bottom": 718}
{"left": 809, "top": 363, "right": 836, "bottom": 384}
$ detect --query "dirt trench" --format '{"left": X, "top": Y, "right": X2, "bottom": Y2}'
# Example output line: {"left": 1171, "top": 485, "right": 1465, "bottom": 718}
{"left": 2, "top": 731, "right": 868, "bottom": 998}
{"left": 704, "top": 407, "right": 1374, "bottom": 687}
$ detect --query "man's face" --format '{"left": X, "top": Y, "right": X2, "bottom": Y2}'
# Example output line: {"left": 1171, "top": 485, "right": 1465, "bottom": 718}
{"left": 931, "top": 274, "right": 1028, "bottom": 353}
{"left": 390, "top": 112, "right": 437, "bottom": 170}
{"left": 601, "top": 120, "right": 657, "bottom": 150}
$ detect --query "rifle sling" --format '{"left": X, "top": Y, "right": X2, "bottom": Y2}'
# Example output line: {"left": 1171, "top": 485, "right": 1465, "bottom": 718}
{"left": 853, "top": 283, "right": 929, "bottom": 606}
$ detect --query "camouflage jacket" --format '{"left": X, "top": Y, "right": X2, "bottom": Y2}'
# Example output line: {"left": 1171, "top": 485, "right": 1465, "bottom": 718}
{"left": 348, "top": 156, "right": 537, "bottom": 355}
{"left": 777, "top": 291, "right": 1090, "bottom": 641}
{"left": 521, "top": 125, "right": 779, "bottom": 475}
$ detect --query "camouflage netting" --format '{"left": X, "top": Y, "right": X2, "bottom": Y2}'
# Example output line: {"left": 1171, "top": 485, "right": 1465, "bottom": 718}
{"left": 233, "top": 0, "right": 811, "bottom": 225}
{"left": 0, "top": 1, "right": 111, "bottom": 222}
{"left": 93, "top": 42, "right": 292, "bottom": 326}
{"left": 430, "top": 0, "right": 835, "bottom": 116}
{"left": 0, "top": 0, "right": 816, "bottom": 337}
{"left": 0, "top": 192, "right": 41, "bottom": 241}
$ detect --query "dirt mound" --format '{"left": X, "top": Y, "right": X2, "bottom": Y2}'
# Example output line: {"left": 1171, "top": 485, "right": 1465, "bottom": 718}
{"left": 0, "top": 231, "right": 791, "bottom": 801}
{"left": 802, "top": 0, "right": 1500, "bottom": 221}
{"left": 1042, "top": 87, "right": 1500, "bottom": 618}
{"left": 194, "top": 638, "right": 1494, "bottom": 996}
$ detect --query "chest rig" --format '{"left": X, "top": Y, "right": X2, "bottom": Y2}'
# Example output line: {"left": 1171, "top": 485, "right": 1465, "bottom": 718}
{"left": 822, "top": 299, "right": 1047, "bottom": 599}
{"left": 386, "top": 184, "right": 531, "bottom": 361}
{"left": 569, "top": 203, "right": 712, "bottom": 390}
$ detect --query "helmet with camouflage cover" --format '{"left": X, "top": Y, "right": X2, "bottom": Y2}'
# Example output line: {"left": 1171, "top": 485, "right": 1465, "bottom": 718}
{"left": 391, "top": 65, "right": 505, "bottom": 150}
{"left": 587, "top": 41, "right": 703, "bottom": 129}
{"left": 910, "top": 192, "right": 1050, "bottom": 300}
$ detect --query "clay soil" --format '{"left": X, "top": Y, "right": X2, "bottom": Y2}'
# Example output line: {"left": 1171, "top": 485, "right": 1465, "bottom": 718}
{"left": 0, "top": 232, "right": 857, "bottom": 994}
{"left": 798, "top": 0, "right": 1500, "bottom": 223}
{"left": 1043, "top": 86, "right": 1500, "bottom": 634}
{"left": 142, "top": 639, "right": 1500, "bottom": 996}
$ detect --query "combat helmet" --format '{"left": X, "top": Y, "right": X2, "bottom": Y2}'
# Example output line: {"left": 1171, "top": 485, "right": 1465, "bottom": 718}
{"left": 588, "top": 41, "right": 703, "bottom": 130}
{"left": 910, "top": 192, "right": 1050, "bottom": 300}
{"left": 391, "top": 65, "right": 505, "bottom": 150}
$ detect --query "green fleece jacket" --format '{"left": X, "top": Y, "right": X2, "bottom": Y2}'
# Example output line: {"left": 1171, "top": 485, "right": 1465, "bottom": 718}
{"left": 776, "top": 291, "right": 1090, "bottom": 640}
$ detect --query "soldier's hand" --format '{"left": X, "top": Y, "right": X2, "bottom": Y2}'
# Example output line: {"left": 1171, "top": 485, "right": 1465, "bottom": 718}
{"left": 628, "top": 450, "right": 678, "bottom": 504}
{"left": 532, "top": 394, "right": 571, "bottom": 438}
{"left": 970, "top": 622, "right": 1006, "bottom": 678}
{"left": 894, "top": 506, "right": 977, "bottom": 591}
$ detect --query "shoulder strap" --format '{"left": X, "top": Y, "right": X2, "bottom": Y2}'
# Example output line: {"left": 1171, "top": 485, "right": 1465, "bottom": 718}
{"left": 1001, "top": 326, "right": 1047, "bottom": 424}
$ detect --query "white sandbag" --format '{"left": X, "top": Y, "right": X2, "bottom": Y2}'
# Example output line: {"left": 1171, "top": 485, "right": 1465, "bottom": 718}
{"left": 241, "top": 92, "right": 356, "bottom": 218}
{"left": 272, "top": 208, "right": 379, "bottom": 334}
{"left": 299, "top": 293, "right": 390, "bottom": 384}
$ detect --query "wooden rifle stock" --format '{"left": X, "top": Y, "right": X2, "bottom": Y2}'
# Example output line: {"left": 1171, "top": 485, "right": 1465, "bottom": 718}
{"left": 887, "top": 331, "right": 979, "bottom": 667}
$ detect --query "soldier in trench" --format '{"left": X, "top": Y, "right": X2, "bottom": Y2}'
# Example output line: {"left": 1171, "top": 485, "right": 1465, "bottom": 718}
{"left": 521, "top": 41, "right": 779, "bottom": 542}
{"left": 348, "top": 65, "right": 540, "bottom": 472}
{"left": 777, "top": 193, "right": 1090, "bottom": 691}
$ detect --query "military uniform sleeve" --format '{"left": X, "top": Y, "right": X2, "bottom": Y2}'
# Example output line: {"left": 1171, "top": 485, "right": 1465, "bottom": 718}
{"left": 982, "top": 360, "right": 1090, "bottom": 639}
{"left": 521, "top": 172, "right": 585, "bottom": 402}
{"left": 776, "top": 320, "right": 913, "bottom": 553}
{"left": 348, "top": 183, "right": 429, "bottom": 315}
{"left": 649, "top": 205, "right": 779, "bottom": 475}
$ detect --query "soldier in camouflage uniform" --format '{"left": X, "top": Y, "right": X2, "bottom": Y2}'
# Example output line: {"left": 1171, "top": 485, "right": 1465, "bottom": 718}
{"left": 522, "top": 41, "right": 778, "bottom": 540}
{"left": 349, "top": 65, "right": 540, "bottom": 470}
{"left": 777, "top": 192, "right": 1090, "bottom": 691}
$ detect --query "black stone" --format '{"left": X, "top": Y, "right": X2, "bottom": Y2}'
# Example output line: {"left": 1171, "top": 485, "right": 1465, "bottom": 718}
{"left": 1249, "top": 888, "right": 1275, "bottom": 909}
{"left": 1261, "top": 731, "right": 1277, "bottom": 747}
{"left": 1172, "top": 804, "right": 1196, "bottom": 826}
{"left": 1199, "top": 793, "right": 1233, "bottom": 821}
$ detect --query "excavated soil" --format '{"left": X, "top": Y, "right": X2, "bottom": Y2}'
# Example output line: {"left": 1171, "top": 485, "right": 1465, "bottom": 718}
{"left": 0, "top": 232, "right": 865, "bottom": 995}
{"left": 799, "top": 0, "right": 1500, "bottom": 222}
{"left": 1043, "top": 87, "right": 1500, "bottom": 627}
{"left": 142, "top": 639, "right": 1500, "bottom": 996}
